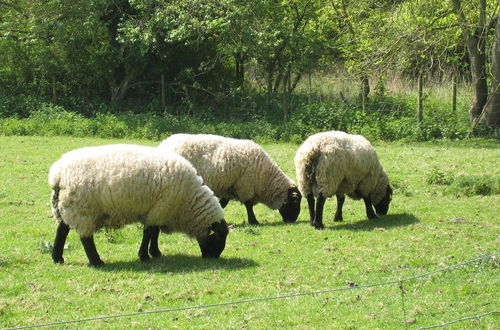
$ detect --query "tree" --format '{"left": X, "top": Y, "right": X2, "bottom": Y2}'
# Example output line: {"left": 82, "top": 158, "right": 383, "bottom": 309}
{"left": 451, "top": 0, "right": 498, "bottom": 125}
{"left": 480, "top": 14, "right": 500, "bottom": 126}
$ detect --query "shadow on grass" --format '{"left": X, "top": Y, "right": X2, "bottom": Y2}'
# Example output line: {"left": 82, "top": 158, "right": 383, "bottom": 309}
{"left": 326, "top": 213, "right": 420, "bottom": 231}
{"left": 96, "top": 254, "right": 258, "bottom": 273}
{"left": 232, "top": 219, "right": 309, "bottom": 228}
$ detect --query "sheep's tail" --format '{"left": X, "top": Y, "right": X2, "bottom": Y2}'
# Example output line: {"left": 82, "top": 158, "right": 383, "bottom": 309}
{"left": 51, "top": 186, "right": 63, "bottom": 223}
{"left": 294, "top": 144, "right": 320, "bottom": 197}
{"left": 48, "top": 162, "right": 63, "bottom": 223}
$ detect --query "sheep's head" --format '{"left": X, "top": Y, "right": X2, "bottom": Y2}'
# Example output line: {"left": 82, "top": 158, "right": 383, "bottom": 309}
{"left": 279, "top": 187, "right": 302, "bottom": 223}
{"left": 374, "top": 185, "right": 393, "bottom": 215}
{"left": 198, "top": 219, "right": 229, "bottom": 258}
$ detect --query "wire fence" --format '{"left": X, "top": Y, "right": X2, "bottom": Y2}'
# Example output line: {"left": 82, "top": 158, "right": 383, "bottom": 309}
{"left": 415, "top": 311, "right": 499, "bottom": 329}
{"left": 5, "top": 252, "right": 498, "bottom": 330}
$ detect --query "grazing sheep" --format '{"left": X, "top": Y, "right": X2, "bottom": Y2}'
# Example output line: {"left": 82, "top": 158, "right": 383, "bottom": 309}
{"left": 294, "top": 131, "right": 393, "bottom": 229}
{"left": 158, "top": 134, "right": 301, "bottom": 225}
{"left": 49, "top": 144, "right": 229, "bottom": 267}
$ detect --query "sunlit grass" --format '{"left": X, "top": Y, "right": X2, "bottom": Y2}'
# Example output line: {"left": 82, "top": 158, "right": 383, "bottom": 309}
{"left": 0, "top": 136, "right": 498, "bottom": 328}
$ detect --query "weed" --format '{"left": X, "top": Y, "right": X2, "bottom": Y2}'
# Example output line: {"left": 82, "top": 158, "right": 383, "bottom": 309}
{"left": 448, "top": 175, "right": 500, "bottom": 197}
{"left": 425, "top": 168, "right": 454, "bottom": 186}
{"left": 38, "top": 241, "right": 53, "bottom": 254}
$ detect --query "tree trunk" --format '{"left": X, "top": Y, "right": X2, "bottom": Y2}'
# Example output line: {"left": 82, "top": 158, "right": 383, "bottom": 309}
{"left": 452, "top": 0, "right": 488, "bottom": 123}
{"left": 481, "top": 15, "right": 500, "bottom": 127}
{"left": 161, "top": 74, "right": 166, "bottom": 111}
{"left": 266, "top": 64, "right": 274, "bottom": 102}
{"left": 467, "top": 32, "right": 488, "bottom": 123}
{"left": 110, "top": 68, "right": 134, "bottom": 104}
{"left": 234, "top": 52, "right": 245, "bottom": 88}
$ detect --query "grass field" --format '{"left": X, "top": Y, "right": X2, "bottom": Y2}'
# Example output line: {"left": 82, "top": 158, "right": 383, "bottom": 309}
{"left": 0, "top": 135, "right": 498, "bottom": 329}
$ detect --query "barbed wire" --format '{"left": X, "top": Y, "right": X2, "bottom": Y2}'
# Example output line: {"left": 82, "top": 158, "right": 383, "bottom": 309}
{"left": 415, "top": 311, "right": 499, "bottom": 329}
{"left": 5, "top": 252, "right": 498, "bottom": 330}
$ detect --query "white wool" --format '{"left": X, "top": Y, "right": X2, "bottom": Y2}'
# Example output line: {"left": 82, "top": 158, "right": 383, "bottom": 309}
{"left": 159, "top": 134, "right": 295, "bottom": 210}
{"left": 49, "top": 144, "right": 224, "bottom": 238}
{"left": 294, "top": 131, "right": 390, "bottom": 204}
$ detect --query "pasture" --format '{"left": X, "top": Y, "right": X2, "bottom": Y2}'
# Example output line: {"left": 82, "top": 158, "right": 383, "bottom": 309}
{"left": 0, "top": 135, "right": 498, "bottom": 328}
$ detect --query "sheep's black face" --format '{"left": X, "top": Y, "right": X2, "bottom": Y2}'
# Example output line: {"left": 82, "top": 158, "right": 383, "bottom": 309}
{"left": 374, "top": 185, "right": 393, "bottom": 215}
{"left": 279, "top": 187, "right": 302, "bottom": 223}
{"left": 198, "top": 219, "right": 229, "bottom": 258}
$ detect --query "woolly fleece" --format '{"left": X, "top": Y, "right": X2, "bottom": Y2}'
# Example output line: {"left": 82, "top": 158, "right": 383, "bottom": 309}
{"left": 159, "top": 134, "right": 295, "bottom": 209}
{"left": 49, "top": 144, "right": 224, "bottom": 239}
{"left": 294, "top": 131, "right": 390, "bottom": 204}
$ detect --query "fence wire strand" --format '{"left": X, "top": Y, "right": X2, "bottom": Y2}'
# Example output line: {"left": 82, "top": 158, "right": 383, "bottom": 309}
{"left": 415, "top": 311, "right": 499, "bottom": 329}
{"left": 5, "top": 252, "right": 498, "bottom": 330}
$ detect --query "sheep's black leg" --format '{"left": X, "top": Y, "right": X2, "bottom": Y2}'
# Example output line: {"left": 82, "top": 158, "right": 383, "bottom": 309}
{"left": 334, "top": 194, "right": 345, "bottom": 222}
{"left": 306, "top": 194, "right": 315, "bottom": 225}
{"left": 138, "top": 227, "right": 152, "bottom": 262}
{"left": 313, "top": 194, "right": 326, "bottom": 229}
{"left": 219, "top": 198, "right": 229, "bottom": 209}
{"left": 148, "top": 226, "right": 162, "bottom": 258}
{"left": 363, "top": 196, "right": 377, "bottom": 219}
{"left": 244, "top": 201, "right": 259, "bottom": 225}
{"left": 52, "top": 221, "right": 70, "bottom": 264}
{"left": 80, "top": 235, "right": 104, "bottom": 267}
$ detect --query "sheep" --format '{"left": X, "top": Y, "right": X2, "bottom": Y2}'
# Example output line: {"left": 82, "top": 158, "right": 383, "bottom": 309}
{"left": 158, "top": 134, "right": 301, "bottom": 225}
{"left": 294, "top": 131, "right": 393, "bottom": 229}
{"left": 49, "top": 144, "right": 229, "bottom": 267}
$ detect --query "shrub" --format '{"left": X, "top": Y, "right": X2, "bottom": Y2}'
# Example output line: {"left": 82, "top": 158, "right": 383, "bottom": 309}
{"left": 425, "top": 168, "right": 454, "bottom": 186}
{"left": 449, "top": 175, "right": 500, "bottom": 197}
{"left": 0, "top": 94, "right": 496, "bottom": 142}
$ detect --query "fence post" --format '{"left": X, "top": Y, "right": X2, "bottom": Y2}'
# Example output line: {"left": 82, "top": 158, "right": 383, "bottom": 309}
{"left": 452, "top": 72, "right": 457, "bottom": 113}
{"left": 417, "top": 73, "right": 424, "bottom": 123}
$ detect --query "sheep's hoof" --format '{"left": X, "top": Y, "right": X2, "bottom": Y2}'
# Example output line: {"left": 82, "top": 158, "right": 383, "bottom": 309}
{"left": 333, "top": 217, "right": 343, "bottom": 222}
{"left": 88, "top": 260, "right": 105, "bottom": 268}
{"left": 313, "top": 222, "right": 325, "bottom": 230}
{"left": 249, "top": 220, "right": 259, "bottom": 226}
{"left": 53, "top": 257, "right": 64, "bottom": 264}
{"left": 139, "top": 254, "right": 150, "bottom": 262}
{"left": 150, "top": 250, "right": 162, "bottom": 258}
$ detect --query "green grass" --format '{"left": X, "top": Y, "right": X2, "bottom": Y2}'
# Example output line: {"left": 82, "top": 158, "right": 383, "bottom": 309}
{"left": 0, "top": 136, "right": 498, "bottom": 329}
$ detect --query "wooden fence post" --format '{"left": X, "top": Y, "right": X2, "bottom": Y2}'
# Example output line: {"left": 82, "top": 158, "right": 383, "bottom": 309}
{"left": 417, "top": 73, "right": 424, "bottom": 123}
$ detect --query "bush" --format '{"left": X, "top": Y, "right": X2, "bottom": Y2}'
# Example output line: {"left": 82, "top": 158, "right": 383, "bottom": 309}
{"left": 0, "top": 94, "right": 497, "bottom": 142}
{"left": 425, "top": 168, "right": 454, "bottom": 186}
{"left": 449, "top": 175, "right": 500, "bottom": 197}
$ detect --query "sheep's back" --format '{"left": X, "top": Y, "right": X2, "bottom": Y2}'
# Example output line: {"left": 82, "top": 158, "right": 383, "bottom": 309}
{"left": 159, "top": 134, "right": 255, "bottom": 198}
{"left": 51, "top": 145, "right": 204, "bottom": 233}
{"left": 295, "top": 131, "right": 380, "bottom": 198}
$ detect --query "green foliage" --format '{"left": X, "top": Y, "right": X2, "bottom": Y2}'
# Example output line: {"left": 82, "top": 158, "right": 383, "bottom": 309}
{"left": 425, "top": 168, "right": 454, "bottom": 185}
{"left": 0, "top": 92, "right": 495, "bottom": 142}
{"left": 426, "top": 168, "right": 499, "bottom": 197}
{"left": 449, "top": 175, "right": 500, "bottom": 197}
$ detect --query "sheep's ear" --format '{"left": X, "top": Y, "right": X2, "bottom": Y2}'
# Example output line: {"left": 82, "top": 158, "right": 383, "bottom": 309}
{"left": 210, "top": 219, "right": 229, "bottom": 237}
{"left": 387, "top": 185, "right": 393, "bottom": 197}
{"left": 288, "top": 187, "right": 301, "bottom": 199}
{"left": 209, "top": 222, "right": 219, "bottom": 237}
